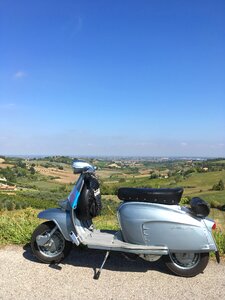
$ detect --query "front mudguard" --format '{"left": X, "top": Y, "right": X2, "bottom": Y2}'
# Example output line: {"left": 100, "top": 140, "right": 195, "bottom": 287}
{"left": 38, "top": 208, "right": 73, "bottom": 241}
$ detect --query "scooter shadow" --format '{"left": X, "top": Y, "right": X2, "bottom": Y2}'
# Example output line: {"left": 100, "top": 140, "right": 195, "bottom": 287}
{"left": 23, "top": 244, "right": 171, "bottom": 277}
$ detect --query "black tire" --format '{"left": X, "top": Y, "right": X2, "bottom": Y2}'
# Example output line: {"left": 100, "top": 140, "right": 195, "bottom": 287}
{"left": 163, "top": 252, "right": 209, "bottom": 277}
{"left": 31, "top": 221, "right": 72, "bottom": 264}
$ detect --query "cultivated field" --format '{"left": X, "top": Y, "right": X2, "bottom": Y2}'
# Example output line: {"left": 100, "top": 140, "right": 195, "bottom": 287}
{"left": 35, "top": 165, "right": 78, "bottom": 184}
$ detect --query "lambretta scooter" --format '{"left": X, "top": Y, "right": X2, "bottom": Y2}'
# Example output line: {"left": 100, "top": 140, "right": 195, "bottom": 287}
{"left": 31, "top": 160, "right": 220, "bottom": 279}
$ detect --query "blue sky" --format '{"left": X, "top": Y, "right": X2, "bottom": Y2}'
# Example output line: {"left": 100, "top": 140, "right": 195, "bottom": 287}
{"left": 0, "top": 0, "right": 224, "bottom": 157}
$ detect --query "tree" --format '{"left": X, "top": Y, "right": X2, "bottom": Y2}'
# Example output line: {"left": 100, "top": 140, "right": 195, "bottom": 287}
{"left": 17, "top": 160, "right": 26, "bottom": 168}
{"left": 1, "top": 167, "right": 16, "bottom": 182}
{"left": 212, "top": 180, "right": 224, "bottom": 191}
{"left": 30, "top": 166, "right": 36, "bottom": 175}
{"left": 149, "top": 173, "right": 159, "bottom": 179}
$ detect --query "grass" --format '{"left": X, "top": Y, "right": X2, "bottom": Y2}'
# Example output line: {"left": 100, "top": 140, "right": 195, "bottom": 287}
{"left": 178, "top": 170, "right": 225, "bottom": 196}
{"left": 194, "top": 191, "right": 225, "bottom": 205}
{"left": 0, "top": 190, "right": 66, "bottom": 210}
{"left": 0, "top": 202, "right": 224, "bottom": 255}
{"left": 209, "top": 209, "right": 225, "bottom": 231}
{"left": 93, "top": 195, "right": 121, "bottom": 230}
{"left": 107, "top": 170, "right": 225, "bottom": 205}
{"left": 213, "top": 230, "right": 225, "bottom": 254}
{"left": 0, "top": 160, "right": 224, "bottom": 255}
{"left": 209, "top": 208, "right": 225, "bottom": 255}
{"left": 16, "top": 176, "right": 68, "bottom": 191}
{"left": 0, "top": 208, "right": 42, "bottom": 245}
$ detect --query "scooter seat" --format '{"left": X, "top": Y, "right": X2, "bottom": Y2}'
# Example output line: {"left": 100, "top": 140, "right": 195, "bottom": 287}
{"left": 117, "top": 187, "right": 183, "bottom": 205}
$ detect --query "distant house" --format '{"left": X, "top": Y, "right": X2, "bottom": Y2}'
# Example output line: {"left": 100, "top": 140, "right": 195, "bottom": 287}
{"left": 108, "top": 163, "right": 121, "bottom": 169}
{"left": 159, "top": 170, "right": 170, "bottom": 179}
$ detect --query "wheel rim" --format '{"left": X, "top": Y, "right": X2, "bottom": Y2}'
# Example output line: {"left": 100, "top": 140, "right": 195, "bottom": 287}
{"left": 169, "top": 253, "right": 200, "bottom": 270}
{"left": 37, "top": 230, "right": 65, "bottom": 258}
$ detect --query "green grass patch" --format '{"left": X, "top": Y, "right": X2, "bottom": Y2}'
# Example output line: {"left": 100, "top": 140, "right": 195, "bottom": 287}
{"left": 93, "top": 196, "right": 121, "bottom": 230}
{"left": 0, "top": 208, "right": 42, "bottom": 245}
{"left": 0, "top": 190, "right": 67, "bottom": 211}
{"left": 213, "top": 230, "right": 225, "bottom": 254}
{"left": 16, "top": 176, "right": 67, "bottom": 191}
{"left": 178, "top": 170, "right": 225, "bottom": 193}
{"left": 194, "top": 191, "right": 225, "bottom": 205}
{"left": 0, "top": 204, "right": 224, "bottom": 255}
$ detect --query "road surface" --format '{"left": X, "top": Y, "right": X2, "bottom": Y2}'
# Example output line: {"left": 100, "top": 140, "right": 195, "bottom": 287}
{"left": 0, "top": 245, "right": 225, "bottom": 300}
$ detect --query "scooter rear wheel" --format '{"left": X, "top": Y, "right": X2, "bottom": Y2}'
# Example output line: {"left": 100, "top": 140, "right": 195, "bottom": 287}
{"left": 163, "top": 252, "right": 209, "bottom": 277}
{"left": 31, "top": 221, "right": 72, "bottom": 264}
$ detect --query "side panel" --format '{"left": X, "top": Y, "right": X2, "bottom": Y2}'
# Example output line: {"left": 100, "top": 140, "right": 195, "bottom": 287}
{"left": 118, "top": 202, "right": 216, "bottom": 252}
{"left": 38, "top": 208, "right": 73, "bottom": 241}
{"left": 142, "top": 221, "right": 215, "bottom": 252}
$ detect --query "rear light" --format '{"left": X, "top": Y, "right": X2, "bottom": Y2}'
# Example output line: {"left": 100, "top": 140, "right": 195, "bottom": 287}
{"left": 212, "top": 222, "right": 217, "bottom": 230}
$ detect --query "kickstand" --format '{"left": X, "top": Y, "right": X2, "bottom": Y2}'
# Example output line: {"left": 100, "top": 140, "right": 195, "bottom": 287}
{"left": 93, "top": 251, "right": 110, "bottom": 280}
{"left": 49, "top": 262, "right": 62, "bottom": 271}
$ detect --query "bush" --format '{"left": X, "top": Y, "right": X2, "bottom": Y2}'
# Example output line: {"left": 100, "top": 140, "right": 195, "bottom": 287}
{"left": 100, "top": 182, "right": 118, "bottom": 195}
{"left": 29, "top": 166, "right": 36, "bottom": 175}
{"left": 220, "top": 205, "right": 225, "bottom": 211}
{"left": 119, "top": 178, "right": 126, "bottom": 183}
{"left": 149, "top": 173, "right": 159, "bottom": 179}
{"left": 210, "top": 200, "right": 221, "bottom": 209}
{"left": 0, "top": 198, "right": 26, "bottom": 211}
{"left": 5, "top": 200, "right": 15, "bottom": 211}
{"left": 180, "top": 197, "right": 191, "bottom": 206}
{"left": 212, "top": 180, "right": 224, "bottom": 191}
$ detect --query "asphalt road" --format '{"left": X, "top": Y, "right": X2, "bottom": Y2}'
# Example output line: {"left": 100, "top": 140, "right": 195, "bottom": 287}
{"left": 0, "top": 245, "right": 225, "bottom": 300}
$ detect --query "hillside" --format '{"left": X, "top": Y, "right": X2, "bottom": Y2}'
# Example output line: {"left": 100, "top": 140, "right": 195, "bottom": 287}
{"left": 0, "top": 156, "right": 224, "bottom": 252}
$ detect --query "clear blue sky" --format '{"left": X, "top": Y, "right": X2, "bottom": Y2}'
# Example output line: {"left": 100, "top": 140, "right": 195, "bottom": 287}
{"left": 0, "top": 0, "right": 224, "bottom": 157}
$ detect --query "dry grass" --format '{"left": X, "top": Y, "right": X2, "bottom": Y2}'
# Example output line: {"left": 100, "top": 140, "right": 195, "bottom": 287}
{"left": 35, "top": 166, "right": 78, "bottom": 184}
{"left": 0, "top": 163, "right": 14, "bottom": 169}
{"left": 0, "top": 158, "right": 14, "bottom": 168}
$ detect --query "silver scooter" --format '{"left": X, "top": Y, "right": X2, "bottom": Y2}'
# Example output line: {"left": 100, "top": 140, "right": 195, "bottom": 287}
{"left": 31, "top": 160, "right": 220, "bottom": 278}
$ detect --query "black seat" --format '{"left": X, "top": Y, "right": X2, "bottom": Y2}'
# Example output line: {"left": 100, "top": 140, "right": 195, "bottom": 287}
{"left": 118, "top": 187, "right": 183, "bottom": 205}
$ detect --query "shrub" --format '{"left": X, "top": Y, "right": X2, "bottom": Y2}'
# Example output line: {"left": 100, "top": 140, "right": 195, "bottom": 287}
{"left": 220, "top": 205, "right": 225, "bottom": 211}
{"left": 180, "top": 197, "right": 191, "bottom": 206}
{"left": 212, "top": 180, "right": 224, "bottom": 191}
{"left": 210, "top": 200, "right": 221, "bottom": 209}
{"left": 119, "top": 178, "right": 126, "bottom": 183}
{"left": 5, "top": 201, "right": 15, "bottom": 211}
{"left": 29, "top": 166, "right": 36, "bottom": 175}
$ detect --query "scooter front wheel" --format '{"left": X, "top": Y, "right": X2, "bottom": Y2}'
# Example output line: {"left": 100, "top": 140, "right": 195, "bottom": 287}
{"left": 31, "top": 221, "right": 72, "bottom": 264}
{"left": 163, "top": 252, "right": 209, "bottom": 277}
